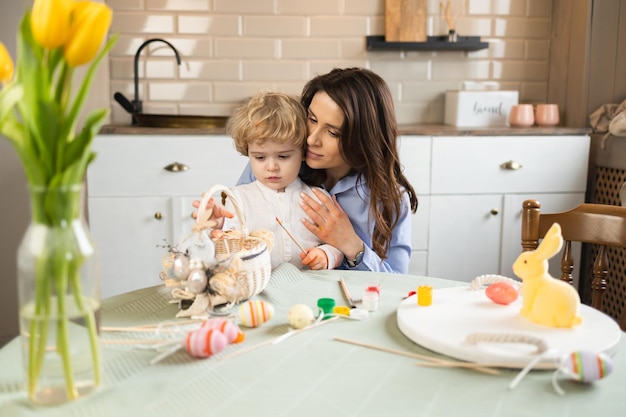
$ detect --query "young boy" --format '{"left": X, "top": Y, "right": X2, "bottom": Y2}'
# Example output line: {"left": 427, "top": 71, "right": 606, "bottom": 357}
{"left": 210, "top": 91, "right": 342, "bottom": 270}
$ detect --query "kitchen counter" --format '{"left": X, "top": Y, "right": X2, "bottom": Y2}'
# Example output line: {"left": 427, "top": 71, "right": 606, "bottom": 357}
{"left": 99, "top": 124, "right": 590, "bottom": 136}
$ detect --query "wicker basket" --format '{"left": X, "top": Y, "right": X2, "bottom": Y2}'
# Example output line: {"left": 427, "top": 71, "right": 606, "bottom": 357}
{"left": 187, "top": 184, "right": 272, "bottom": 312}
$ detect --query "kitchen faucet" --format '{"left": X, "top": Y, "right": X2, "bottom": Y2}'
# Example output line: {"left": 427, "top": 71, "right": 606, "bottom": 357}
{"left": 133, "top": 38, "right": 181, "bottom": 114}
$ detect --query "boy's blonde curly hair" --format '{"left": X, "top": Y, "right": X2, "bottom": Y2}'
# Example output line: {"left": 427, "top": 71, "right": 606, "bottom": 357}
{"left": 226, "top": 91, "right": 308, "bottom": 156}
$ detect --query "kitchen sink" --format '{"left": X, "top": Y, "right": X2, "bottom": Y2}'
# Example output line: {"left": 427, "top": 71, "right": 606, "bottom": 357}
{"left": 114, "top": 91, "right": 229, "bottom": 128}
{"left": 132, "top": 113, "right": 229, "bottom": 128}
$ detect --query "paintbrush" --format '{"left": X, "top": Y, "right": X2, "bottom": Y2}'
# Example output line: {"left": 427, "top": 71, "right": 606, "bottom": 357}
{"left": 338, "top": 277, "right": 357, "bottom": 308}
{"left": 334, "top": 337, "right": 500, "bottom": 376}
{"left": 275, "top": 216, "right": 307, "bottom": 254}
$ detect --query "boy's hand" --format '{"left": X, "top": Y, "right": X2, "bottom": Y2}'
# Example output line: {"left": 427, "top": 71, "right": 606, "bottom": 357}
{"left": 191, "top": 196, "right": 234, "bottom": 229}
{"left": 301, "top": 248, "right": 329, "bottom": 270}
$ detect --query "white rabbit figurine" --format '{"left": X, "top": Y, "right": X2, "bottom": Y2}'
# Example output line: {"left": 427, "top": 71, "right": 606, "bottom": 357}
{"left": 513, "top": 222, "right": 583, "bottom": 328}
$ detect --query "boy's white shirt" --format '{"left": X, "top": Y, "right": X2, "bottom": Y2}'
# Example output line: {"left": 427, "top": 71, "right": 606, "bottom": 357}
{"left": 222, "top": 179, "right": 343, "bottom": 270}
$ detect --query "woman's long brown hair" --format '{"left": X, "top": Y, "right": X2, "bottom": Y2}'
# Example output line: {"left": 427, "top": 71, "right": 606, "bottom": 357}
{"left": 300, "top": 68, "right": 418, "bottom": 260}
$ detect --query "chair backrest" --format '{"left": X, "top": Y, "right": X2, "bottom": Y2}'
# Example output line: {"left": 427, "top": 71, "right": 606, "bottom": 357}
{"left": 521, "top": 199, "right": 626, "bottom": 330}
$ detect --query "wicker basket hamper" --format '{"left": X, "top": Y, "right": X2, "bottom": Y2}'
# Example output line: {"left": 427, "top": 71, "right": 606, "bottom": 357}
{"left": 163, "top": 184, "right": 273, "bottom": 315}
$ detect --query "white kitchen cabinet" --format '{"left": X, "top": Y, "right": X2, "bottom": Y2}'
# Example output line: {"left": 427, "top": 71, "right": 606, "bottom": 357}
{"left": 428, "top": 194, "right": 503, "bottom": 281}
{"left": 87, "top": 134, "right": 248, "bottom": 298}
{"left": 87, "top": 132, "right": 590, "bottom": 297}
{"left": 399, "top": 136, "right": 431, "bottom": 276}
{"left": 88, "top": 196, "right": 172, "bottom": 297}
{"left": 426, "top": 135, "right": 590, "bottom": 283}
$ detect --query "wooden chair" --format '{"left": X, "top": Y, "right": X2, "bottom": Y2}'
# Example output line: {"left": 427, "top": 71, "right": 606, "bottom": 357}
{"left": 521, "top": 199, "right": 626, "bottom": 330}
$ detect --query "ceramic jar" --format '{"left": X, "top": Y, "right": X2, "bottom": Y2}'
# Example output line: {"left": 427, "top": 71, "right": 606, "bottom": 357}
{"left": 535, "top": 104, "right": 560, "bottom": 126}
{"left": 509, "top": 104, "right": 535, "bottom": 127}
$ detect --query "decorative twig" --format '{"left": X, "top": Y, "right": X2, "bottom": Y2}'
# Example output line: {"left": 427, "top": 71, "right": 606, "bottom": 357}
{"left": 439, "top": 0, "right": 467, "bottom": 31}
{"left": 415, "top": 360, "right": 554, "bottom": 371}
{"left": 439, "top": 1, "right": 454, "bottom": 30}
{"left": 101, "top": 325, "right": 198, "bottom": 333}
{"left": 101, "top": 319, "right": 203, "bottom": 332}
{"left": 275, "top": 216, "right": 307, "bottom": 254}
{"left": 102, "top": 339, "right": 173, "bottom": 345}
{"left": 221, "top": 316, "right": 340, "bottom": 361}
{"left": 334, "top": 337, "right": 500, "bottom": 376}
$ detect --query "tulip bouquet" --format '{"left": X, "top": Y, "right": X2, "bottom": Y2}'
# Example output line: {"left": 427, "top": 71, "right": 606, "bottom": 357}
{"left": 0, "top": 0, "right": 116, "bottom": 404}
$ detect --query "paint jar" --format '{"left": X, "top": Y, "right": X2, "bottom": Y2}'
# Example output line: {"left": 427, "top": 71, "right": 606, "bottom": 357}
{"left": 417, "top": 285, "right": 433, "bottom": 306}
{"left": 317, "top": 298, "right": 335, "bottom": 320}
{"left": 362, "top": 289, "right": 379, "bottom": 312}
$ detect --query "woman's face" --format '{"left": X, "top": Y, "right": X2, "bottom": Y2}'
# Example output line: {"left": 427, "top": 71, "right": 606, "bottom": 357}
{"left": 305, "top": 92, "right": 351, "bottom": 179}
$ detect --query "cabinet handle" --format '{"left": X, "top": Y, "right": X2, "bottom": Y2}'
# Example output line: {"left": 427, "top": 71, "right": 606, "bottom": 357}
{"left": 490, "top": 208, "right": 499, "bottom": 215}
{"left": 154, "top": 212, "right": 163, "bottom": 220}
{"left": 163, "top": 162, "right": 189, "bottom": 172}
{"left": 499, "top": 160, "right": 522, "bottom": 170}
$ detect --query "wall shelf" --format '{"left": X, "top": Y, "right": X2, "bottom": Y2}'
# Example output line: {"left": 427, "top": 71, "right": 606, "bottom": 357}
{"left": 366, "top": 35, "right": 489, "bottom": 52}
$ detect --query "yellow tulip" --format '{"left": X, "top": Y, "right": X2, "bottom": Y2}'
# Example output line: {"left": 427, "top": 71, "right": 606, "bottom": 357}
{"left": 0, "top": 42, "right": 14, "bottom": 84}
{"left": 30, "top": 0, "right": 74, "bottom": 49}
{"left": 63, "top": 1, "right": 112, "bottom": 67}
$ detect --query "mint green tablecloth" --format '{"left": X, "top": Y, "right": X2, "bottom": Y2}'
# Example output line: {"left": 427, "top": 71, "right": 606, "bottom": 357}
{"left": 0, "top": 264, "right": 624, "bottom": 417}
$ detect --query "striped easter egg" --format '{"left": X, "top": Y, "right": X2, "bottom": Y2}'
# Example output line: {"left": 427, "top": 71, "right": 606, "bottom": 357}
{"left": 202, "top": 318, "right": 245, "bottom": 343}
{"left": 238, "top": 300, "right": 274, "bottom": 328}
{"left": 185, "top": 328, "right": 228, "bottom": 358}
{"left": 559, "top": 351, "right": 614, "bottom": 383}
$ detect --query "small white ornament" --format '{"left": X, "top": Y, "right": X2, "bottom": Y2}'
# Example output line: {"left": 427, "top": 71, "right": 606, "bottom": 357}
{"left": 189, "top": 230, "right": 216, "bottom": 266}
{"left": 288, "top": 304, "right": 315, "bottom": 329}
{"left": 189, "top": 258, "right": 204, "bottom": 270}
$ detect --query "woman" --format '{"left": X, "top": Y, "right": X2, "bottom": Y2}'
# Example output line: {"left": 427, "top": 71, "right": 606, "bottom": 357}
{"left": 235, "top": 67, "right": 418, "bottom": 273}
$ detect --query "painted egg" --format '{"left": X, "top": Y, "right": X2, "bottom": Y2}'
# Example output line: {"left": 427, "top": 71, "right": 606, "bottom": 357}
{"left": 185, "top": 327, "right": 228, "bottom": 358}
{"left": 202, "top": 318, "right": 245, "bottom": 343}
{"left": 238, "top": 300, "right": 274, "bottom": 328}
{"left": 186, "top": 268, "right": 208, "bottom": 294}
{"left": 288, "top": 304, "right": 315, "bottom": 329}
{"left": 559, "top": 351, "right": 614, "bottom": 383}
{"left": 161, "top": 252, "right": 190, "bottom": 279}
{"left": 485, "top": 282, "right": 519, "bottom": 305}
{"left": 172, "top": 254, "right": 191, "bottom": 279}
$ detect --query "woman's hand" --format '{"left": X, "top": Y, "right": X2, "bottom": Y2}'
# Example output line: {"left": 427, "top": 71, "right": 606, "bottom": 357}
{"left": 301, "top": 248, "right": 328, "bottom": 270}
{"left": 299, "top": 188, "right": 363, "bottom": 260}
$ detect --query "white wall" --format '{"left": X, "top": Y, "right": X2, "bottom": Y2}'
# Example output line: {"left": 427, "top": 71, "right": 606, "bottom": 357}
{"left": 0, "top": 0, "right": 28, "bottom": 347}
{"left": 107, "top": 0, "right": 554, "bottom": 126}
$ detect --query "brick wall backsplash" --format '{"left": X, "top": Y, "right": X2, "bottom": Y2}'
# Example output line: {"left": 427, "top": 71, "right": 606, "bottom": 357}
{"left": 107, "top": 0, "right": 552, "bottom": 125}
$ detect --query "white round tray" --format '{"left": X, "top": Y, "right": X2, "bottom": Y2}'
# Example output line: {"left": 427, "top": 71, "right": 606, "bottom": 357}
{"left": 397, "top": 286, "right": 622, "bottom": 368}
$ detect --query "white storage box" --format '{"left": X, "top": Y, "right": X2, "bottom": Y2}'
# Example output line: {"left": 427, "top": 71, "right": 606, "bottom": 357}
{"left": 444, "top": 90, "right": 519, "bottom": 127}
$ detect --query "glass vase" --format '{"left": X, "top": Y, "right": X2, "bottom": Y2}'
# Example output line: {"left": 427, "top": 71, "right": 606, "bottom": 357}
{"left": 17, "top": 184, "right": 101, "bottom": 405}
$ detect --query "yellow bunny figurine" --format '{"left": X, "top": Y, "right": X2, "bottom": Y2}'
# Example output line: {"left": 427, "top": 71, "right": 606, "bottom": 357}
{"left": 513, "top": 222, "right": 583, "bottom": 328}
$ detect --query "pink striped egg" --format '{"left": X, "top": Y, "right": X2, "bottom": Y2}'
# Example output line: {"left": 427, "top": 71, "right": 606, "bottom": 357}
{"left": 238, "top": 300, "right": 274, "bottom": 328}
{"left": 185, "top": 327, "right": 228, "bottom": 358}
{"left": 559, "top": 351, "right": 613, "bottom": 383}
{"left": 202, "top": 318, "right": 245, "bottom": 344}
